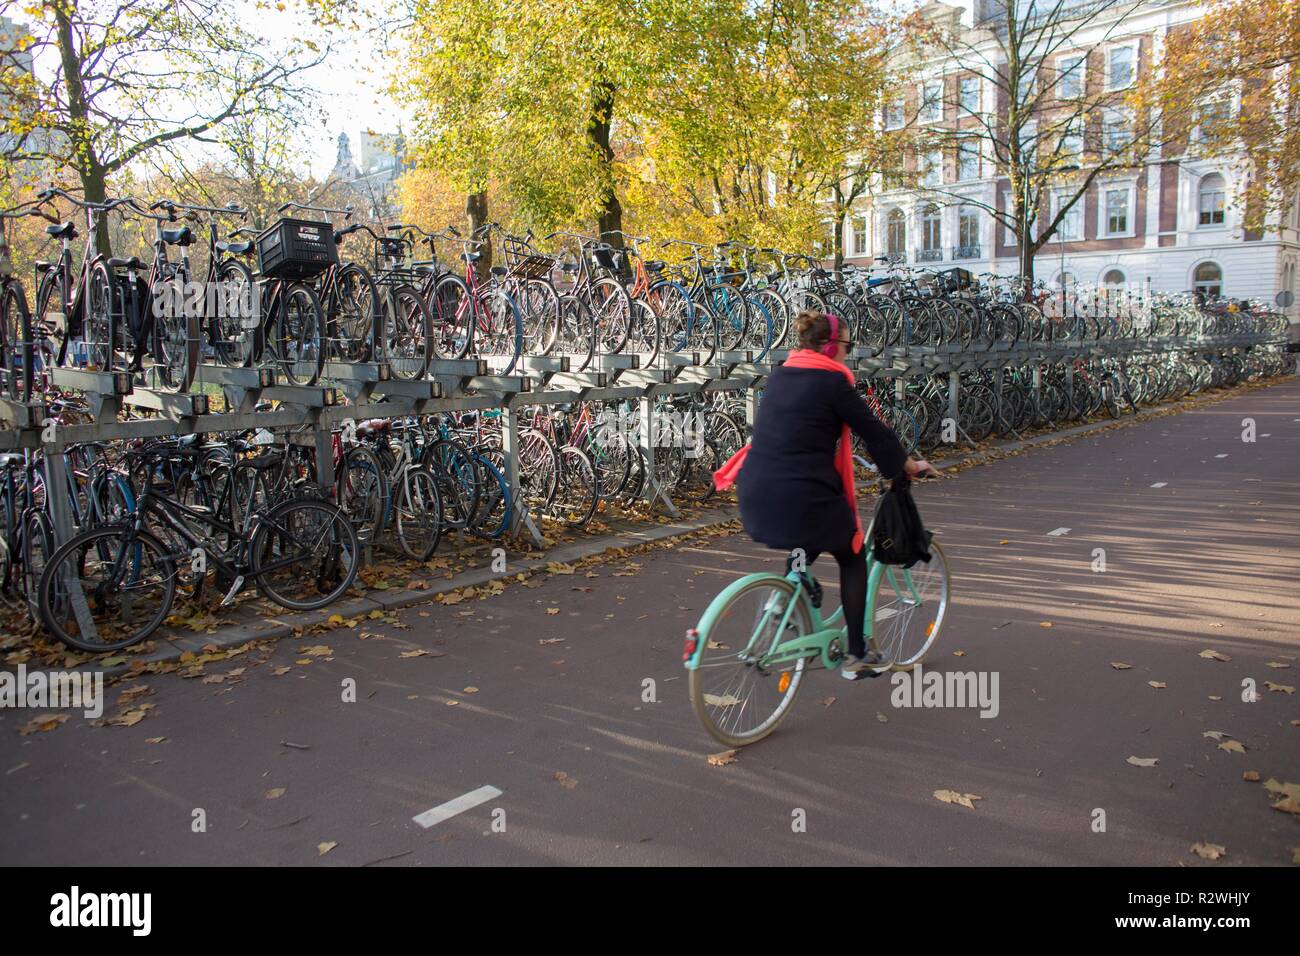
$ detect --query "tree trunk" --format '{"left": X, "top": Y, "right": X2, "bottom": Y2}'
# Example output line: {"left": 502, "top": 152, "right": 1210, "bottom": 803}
{"left": 833, "top": 208, "right": 846, "bottom": 273}
{"left": 53, "top": 3, "right": 112, "bottom": 256}
{"left": 465, "top": 190, "right": 490, "bottom": 281}
{"left": 588, "top": 81, "right": 623, "bottom": 250}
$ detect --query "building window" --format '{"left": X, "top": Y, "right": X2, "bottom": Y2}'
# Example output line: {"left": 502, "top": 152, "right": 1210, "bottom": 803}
{"left": 1107, "top": 44, "right": 1136, "bottom": 91}
{"left": 1057, "top": 54, "right": 1085, "bottom": 100}
{"left": 886, "top": 209, "right": 906, "bottom": 258}
{"left": 1193, "top": 261, "right": 1222, "bottom": 297}
{"left": 1192, "top": 92, "right": 1233, "bottom": 146}
{"left": 1059, "top": 123, "right": 1083, "bottom": 164}
{"left": 959, "top": 76, "right": 980, "bottom": 114}
{"left": 884, "top": 100, "right": 904, "bottom": 131}
{"left": 921, "top": 81, "right": 943, "bottom": 122}
{"left": 1198, "top": 173, "right": 1226, "bottom": 227}
{"left": 957, "top": 140, "right": 980, "bottom": 181}
{"left": 853, "top": 216, "right": 868, "bottom": 256}
{"left": 1103, "top": 186, "right": 1131, "bottom": 236}
{"left": 920, "top": 204, "right": 942, "bottom": 259}
{"left": 1015, "top": 64, "right": 1038, "bottom": 104}
{"left": 923, "top": 149, "right": 942, "bottom": 187}
{"left": 957, "top": 206, "right": 980, "bottom": 257}
{"left": 1102, "top": 109, "right": 1133, "bottom": 154}
{"left": 1103, "top": 268, "right": 1126, "bottom": 287}
{"left": 1053, "top": 192, "right": 1082, "bottom": 241}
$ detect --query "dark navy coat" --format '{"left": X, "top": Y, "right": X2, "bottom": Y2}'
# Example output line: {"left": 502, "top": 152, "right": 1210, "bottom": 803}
{"left": 736, "top": 364, "right": 908, "bottom": 553}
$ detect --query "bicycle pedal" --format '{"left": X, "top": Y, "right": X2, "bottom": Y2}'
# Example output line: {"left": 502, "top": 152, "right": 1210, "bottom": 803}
{"left": 219, "top": 574, "right": 245, "bottom": 607}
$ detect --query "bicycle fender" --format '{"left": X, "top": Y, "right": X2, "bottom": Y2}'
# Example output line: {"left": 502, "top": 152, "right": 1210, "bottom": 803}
{"left": 683, "top": 571, "right": 790, "bottom": 670}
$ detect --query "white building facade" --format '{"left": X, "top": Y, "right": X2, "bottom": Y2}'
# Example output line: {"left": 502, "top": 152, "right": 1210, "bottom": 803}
{"left": 839, "top": 0, "right": 1300, "bottom": 319}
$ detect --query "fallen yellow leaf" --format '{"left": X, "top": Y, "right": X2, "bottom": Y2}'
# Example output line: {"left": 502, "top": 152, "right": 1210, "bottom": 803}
{"left": 933, "top": 789, "right": 982, "bottom": 809}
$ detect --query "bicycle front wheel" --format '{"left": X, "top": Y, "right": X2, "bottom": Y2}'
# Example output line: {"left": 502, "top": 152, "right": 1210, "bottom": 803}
{"left": 868, "top": 538, "right": 950, "bottom": 671}
{"left": 688, "top": 576, "right": 812, "bottom": 747}
{"left": 37, "top": 525, "right": 177, "bottom": 652}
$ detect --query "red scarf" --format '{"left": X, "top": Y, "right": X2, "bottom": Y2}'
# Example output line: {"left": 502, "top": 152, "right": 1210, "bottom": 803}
{"left": 712, "top": 348, "right": 864, "bottom": 553}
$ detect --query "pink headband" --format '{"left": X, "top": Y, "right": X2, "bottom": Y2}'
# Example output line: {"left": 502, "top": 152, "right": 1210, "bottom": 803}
{"left": 827, "top": 312, "right": 838, "bottom": 340}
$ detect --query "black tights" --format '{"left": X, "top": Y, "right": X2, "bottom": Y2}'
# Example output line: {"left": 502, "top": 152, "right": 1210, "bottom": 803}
{"left": 805, "top": 545, "right": 868, "bottom": 658}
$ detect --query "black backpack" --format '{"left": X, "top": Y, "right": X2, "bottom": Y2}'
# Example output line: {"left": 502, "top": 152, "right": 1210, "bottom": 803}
{"left": 871, "top": 478, "right": 933, "bottom": 568}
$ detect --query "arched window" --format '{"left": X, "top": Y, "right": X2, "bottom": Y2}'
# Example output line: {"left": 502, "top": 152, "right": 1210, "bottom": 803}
{"left": 1198, "top": 174, "right": 1226, "bottom": 227}
{"left": 1057, "top": 271, "right": 1076, "bottom": 290}
{"left": 886, "top": 209, "right": 906, "bottom": 258}
{"left": 1102, "top": 268, "right": 1126, "bottom": 287}
{"left": 1193, "top": 261, "right": 1222, "bottom": 297}
{"left": 920, "top": 204, "right": 942, "bottom": 257}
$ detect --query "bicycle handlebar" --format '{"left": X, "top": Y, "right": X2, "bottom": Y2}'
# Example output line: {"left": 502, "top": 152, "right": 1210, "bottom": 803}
{"left": 277, "top": 201, "right": 354, "bottom": 219}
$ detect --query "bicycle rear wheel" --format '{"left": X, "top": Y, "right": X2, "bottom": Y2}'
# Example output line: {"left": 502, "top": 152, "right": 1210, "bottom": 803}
{"left": 250, "top": 496, "right": 359, "bottom": 611}
{"left": 868, "top": 539, "right": 949, "bottom": 671}
{"left": 688, "top": 576, "right": 812, "bottom": 747}
{"left": 1, "top": 281, "right": 34, "bottom": 402}
{"left": 395, "top": 465, "right": 443, "bottom": 560}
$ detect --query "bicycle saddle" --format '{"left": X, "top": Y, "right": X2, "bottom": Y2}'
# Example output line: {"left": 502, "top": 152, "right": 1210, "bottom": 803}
{"left": 245, "top": 451, "right": 284, "bottom": 470}
{"left": 216, "top": 239, "right": 253, "bottom": 255}
{"left": 45, "top": 222, "right": 76, "bottom": 239}
{"left": 108, "top": 256, "right": 144, "bottom": 269}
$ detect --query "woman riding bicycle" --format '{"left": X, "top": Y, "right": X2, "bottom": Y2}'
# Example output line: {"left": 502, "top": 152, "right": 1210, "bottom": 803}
{"left": 715, "top": 310, "right": 934, "bottom": 679}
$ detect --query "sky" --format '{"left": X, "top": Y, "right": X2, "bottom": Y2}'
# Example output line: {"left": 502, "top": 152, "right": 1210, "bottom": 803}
{"left": 247, "top": 0, "right": 415, "bottom": 178}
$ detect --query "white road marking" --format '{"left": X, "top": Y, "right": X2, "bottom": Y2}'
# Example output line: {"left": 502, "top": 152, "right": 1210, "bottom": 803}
{"left": 1215, "top": 454, "right": 1228, "bottom": 459}
{"left": 1150, "top": 482, "right": 1167, "bottom": 488}
{"left": 413, "top": 785, "right": 503, "bottom": 829}
{"left": 1047, "top": 528, "right": 1071, "bottom": 536}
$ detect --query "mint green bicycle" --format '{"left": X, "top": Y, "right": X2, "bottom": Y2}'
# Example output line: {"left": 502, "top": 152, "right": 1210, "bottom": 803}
{"left": 684, "top": 516, "right": 950, "bottom": 747}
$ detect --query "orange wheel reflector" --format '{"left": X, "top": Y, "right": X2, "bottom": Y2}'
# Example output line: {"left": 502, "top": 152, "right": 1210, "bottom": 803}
{"left": 778, "top": 672, "right": 792, "bottom": 693}
{"left": 926, "top": 620, "right": 936, "bottom": 637}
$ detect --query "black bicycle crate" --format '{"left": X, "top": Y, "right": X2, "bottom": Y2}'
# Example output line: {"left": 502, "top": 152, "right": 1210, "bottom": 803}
{"left": 256, "top": 218, "right": 338, "bottom": 281}
{"left": 939, "top": 267, "right": 974, "bottom": 292}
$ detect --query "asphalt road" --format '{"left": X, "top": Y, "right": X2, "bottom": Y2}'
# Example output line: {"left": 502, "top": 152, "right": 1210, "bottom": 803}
{"left": 2, "top": 379, "right": 1298, "bottom": 866}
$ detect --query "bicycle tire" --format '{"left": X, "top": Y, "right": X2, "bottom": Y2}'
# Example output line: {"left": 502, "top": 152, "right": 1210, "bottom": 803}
{"left": 688, "top": 575, "right": 811, "bottom": 747}
{"left": 250, "top": 496, "right": 359, "bottom": 611}
{"left": 38, "top": 524, "right": 177, "bottom": 652}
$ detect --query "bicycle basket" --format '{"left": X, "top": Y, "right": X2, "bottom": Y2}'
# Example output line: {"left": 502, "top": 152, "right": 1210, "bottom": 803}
{"left": 256, "top": 218, "right": 339, "bottom": 281}
{"left": 939, "top": 267, "right": 974, "bottom": 292}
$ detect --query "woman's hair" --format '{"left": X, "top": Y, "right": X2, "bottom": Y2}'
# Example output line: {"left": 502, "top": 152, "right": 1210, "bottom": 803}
{"left": 794, "top": 310, "right": 832, "bottom": 351}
